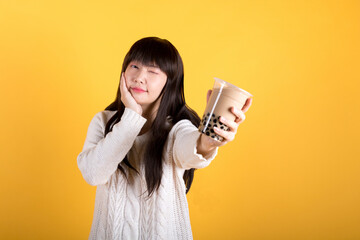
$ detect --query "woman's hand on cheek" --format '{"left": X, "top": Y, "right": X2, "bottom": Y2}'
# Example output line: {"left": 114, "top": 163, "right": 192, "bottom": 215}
{"left": 120, "top": 73, "right": 143, "bottom": 115}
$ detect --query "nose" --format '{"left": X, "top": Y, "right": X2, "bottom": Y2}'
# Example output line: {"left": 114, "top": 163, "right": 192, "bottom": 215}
{"left": 133, "top": 69, "right": 146, "bottom": 84}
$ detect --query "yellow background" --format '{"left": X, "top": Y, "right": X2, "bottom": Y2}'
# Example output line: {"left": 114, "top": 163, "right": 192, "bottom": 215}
{"left": 1, "top": 0, "right": 359, "bottom": 239}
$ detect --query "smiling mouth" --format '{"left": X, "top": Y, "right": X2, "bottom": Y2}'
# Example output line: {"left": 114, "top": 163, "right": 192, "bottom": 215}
{"left": 131, "top": 87, "right": 147, "bottom": 93}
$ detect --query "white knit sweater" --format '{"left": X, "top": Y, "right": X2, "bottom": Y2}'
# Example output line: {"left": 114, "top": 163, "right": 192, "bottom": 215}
{"left": 77, "top": 108, "right": 218, "bottom": 240}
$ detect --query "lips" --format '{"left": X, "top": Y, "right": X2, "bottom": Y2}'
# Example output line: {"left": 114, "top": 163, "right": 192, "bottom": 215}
{"left": 131, "top": 87, "right": 147, "bottom": 93}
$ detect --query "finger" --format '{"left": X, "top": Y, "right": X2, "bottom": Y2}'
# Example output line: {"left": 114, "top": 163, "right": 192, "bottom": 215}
{"left": 206, "top": 89, "right": 212, "bottom": 104}
{"left": 120, "top": 73, "right": 128, "bottom": 96}
{"left": 231, "top": 107, "right": 246, "bottom": 124}
{"left": 238, "top": 111, "right": 246, "bottom": 124}
{"left": 219, "top": 116, "right": 238, "bottom": 131}
{"left": 214, "top": 127, "right": 235, "bottom": 142}
{"left": 241, "top": 98, "right": 253, "bottom": 113}
{"left": 120, "top": 73, "right": 124, "bottom": 93}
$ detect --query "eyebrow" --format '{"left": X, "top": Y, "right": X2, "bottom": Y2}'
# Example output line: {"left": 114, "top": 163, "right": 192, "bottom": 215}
{"left": 131, "top": 61, "right": 160, "bottom": 69}
{"left": 145, "top": 63, "right": 159, "bottom": 68}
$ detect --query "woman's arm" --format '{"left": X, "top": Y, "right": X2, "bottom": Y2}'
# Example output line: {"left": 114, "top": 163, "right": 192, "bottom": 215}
{"left": 173, "top": 95, "right": 253, "bottom": 169}
{"left": 172, "top": 120, "right": 218, "bottom": 170}
{"left": 77, "top": 108, "right": 146, "bottom": 186}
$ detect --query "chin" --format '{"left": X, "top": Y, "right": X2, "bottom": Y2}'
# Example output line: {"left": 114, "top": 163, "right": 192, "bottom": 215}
{"left": 133, "top": 99, "right": 148, "bottom": 106}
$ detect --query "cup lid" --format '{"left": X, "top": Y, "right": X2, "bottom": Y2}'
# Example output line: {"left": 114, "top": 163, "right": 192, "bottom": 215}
{"left": 214, "top": 77, "right": 253, "bottom": 97}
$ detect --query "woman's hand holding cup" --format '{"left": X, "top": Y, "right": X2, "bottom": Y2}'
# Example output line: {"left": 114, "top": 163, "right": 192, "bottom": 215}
{"left": 197, "top": 78, "right": 253, "bottom": 156}
{"left": 199, "top": 90, "right": 252, "bottom": 149}
{"left": 212, "top": 98, "right": 252, "bottom": 145}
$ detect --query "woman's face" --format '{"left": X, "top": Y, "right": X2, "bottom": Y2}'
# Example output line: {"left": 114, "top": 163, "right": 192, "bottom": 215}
{"left": 124, "top": 60, "right": 167, "bottom": 109}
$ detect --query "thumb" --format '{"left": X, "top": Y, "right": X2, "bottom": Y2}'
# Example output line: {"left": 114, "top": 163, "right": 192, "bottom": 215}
{"left": 206, "top": 89, "right": 212, "bottom": 104}
{"left": 120, "top": 73, "right": 128, "bottom": 96}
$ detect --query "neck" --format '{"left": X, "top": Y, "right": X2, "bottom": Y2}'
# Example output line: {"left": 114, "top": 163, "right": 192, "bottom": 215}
{"left": 139, "top": 97, "right": 161, "bottom": 135}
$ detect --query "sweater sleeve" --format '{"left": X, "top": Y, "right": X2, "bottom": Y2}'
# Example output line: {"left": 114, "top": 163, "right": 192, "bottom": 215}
{"left": 172, "top": 120, "right": 218, "bottom": 170}
{"left": 77, "top": 108, "right": 147, "bottom": 186}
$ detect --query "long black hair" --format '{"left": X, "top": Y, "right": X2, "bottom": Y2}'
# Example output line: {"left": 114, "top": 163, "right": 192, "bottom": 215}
{"left": 104, "top": 37, "right": 200, "bottom": 196}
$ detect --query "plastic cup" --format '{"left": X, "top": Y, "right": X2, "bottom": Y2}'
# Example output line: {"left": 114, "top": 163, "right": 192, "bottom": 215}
{"left": 199, "top": 77, "right": 253, "bottom": 141}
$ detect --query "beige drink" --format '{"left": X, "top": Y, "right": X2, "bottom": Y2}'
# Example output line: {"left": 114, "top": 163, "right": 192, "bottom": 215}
{"left": 199, "top": 78, "right": 252, "bottom": 141}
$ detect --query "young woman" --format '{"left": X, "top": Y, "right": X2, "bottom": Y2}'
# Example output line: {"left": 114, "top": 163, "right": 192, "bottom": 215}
{"left": 77, "top": 37, "right": 252, "bottom": 239}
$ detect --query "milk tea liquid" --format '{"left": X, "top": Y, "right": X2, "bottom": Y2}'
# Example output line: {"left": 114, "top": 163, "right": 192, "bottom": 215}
{"left": 199, "top": 79, "right": 252, "bottom": 141}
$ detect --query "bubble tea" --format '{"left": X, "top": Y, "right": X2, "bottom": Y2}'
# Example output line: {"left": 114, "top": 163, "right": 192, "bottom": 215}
{"left": 199, "top": 77, "right": 253, "bottom": 141}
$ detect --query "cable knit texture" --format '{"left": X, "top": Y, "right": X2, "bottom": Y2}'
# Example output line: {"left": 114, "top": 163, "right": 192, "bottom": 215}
{"left": 77, "top": 108, "right": 218, "bottom": 240}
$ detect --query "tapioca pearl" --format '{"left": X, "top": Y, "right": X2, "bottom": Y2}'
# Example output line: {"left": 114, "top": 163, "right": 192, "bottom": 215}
{"left": 210, "top": 129, "right": 214, "bottom": 133}
{"left": 220, "top": 126, "right": 224, "bottom": 130}
{"left": 213, "top": 118, "right": 217, "bottom": 123}
{"left": 212, "top": 113, "right": 215, "bottom": 117}
{"left": 213, "top": 124, "right": 218, "bottom": 128}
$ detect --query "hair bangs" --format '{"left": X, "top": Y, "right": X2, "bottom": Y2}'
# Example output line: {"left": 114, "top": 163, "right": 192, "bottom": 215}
{"left": 123, "top": 37, "right": 179, "bottom": 79}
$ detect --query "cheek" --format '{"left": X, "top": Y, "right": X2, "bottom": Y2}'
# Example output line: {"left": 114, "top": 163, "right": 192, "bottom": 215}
{"left": 158, "top": 75, "right": 167, "bottom": 90}
{"left": 148, "top": 83, "right": 165, "bottom": 99}
{"left": 124, "top": 68, "right": 132, "bottom": 80}
{"left": 155, "top": 80, "right": 167, "bottom": 95}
